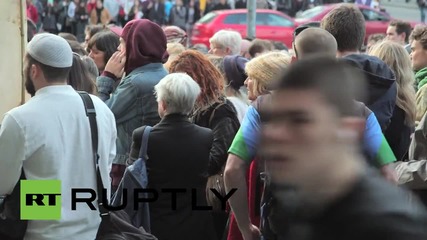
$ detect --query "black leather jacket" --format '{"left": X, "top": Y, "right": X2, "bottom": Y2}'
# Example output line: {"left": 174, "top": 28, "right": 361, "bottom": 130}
{"left": 192, "top": 99, "right": 240, "bottom": 176}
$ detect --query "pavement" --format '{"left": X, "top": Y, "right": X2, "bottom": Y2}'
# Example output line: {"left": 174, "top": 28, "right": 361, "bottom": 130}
{"left": 382, "top": 0, "right": 419, "bottom": 10}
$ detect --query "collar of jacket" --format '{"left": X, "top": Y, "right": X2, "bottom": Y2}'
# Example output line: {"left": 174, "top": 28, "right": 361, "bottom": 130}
{"left": 127, "top": 63, "right": 165, "bottom": 76}
{"left": 161, "top": 113, "right": 190, "bottom": 123}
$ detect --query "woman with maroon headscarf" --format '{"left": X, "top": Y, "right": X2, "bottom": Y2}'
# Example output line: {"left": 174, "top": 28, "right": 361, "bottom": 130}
{"left": 96, "top": 19, "right": 168, "bottom": 193}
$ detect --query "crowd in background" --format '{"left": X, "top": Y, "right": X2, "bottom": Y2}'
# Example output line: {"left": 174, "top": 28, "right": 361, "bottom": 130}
{"left": 25, "top": 0, "right": 272, "bottom": 43}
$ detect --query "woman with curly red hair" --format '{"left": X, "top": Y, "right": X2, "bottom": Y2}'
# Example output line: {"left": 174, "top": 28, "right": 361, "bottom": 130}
{"left": 169, "top": 50, "right": 240, "bottom": 239}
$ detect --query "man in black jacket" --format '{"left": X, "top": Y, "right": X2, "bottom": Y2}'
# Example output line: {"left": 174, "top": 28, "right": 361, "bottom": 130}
{"left": 321, "top": 4, "right": 397, "bottom": 133}
{"left": 144, "top": 0, "right": 166, "bottom": 26}
{"left": 259, "top": 55, "right": 427, "bottom": 240}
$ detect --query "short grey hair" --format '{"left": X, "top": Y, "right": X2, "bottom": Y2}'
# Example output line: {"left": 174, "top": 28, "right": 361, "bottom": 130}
{"left": 155, "top": 73, "right": 201, "bottom": 115}
{"left": 209, "top": 30, "right": 242, "bottom": 55}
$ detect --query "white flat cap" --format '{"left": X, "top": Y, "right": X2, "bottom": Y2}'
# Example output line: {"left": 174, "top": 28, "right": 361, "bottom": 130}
{"left": 27, "top": 33, "right": 73, "bottom": 68}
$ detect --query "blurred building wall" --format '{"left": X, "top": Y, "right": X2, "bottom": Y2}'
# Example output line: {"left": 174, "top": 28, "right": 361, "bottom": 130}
{"left": 0, "top": 0, "right": 27, "bottom": 122}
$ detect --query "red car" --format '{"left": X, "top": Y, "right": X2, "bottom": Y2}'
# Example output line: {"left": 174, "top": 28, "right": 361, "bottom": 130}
{"left": 294, "top": 3, "right": 419, "bottom": 43}
{"left": 191, "top": 9, "right": 297, "bottom": 49}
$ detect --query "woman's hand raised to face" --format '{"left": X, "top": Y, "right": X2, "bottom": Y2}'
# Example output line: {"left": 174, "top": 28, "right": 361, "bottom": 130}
{"left": 104, "top": 51, "right": 126, "bottom": 80}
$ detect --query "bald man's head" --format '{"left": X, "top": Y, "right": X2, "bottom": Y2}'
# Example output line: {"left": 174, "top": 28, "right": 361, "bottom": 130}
{"left": 294, "top": 28, "right": 338, "bottom": 59}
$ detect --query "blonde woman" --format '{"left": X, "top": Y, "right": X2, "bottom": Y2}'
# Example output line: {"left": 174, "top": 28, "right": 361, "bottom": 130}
{"left": 369, "top": 40, "right": 416, "bottom": 161}
{"left": 245, "top": 52, "right": 291, "bottom": 101}
{"left": 163, "top": 42, "right": 185, "bottom": 71}
{"left": 224, "top": 51, "right": 291, "bottom": 240}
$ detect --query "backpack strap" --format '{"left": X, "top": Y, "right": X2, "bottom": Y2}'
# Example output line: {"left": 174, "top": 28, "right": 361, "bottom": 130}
{"left": 77, "top": 91, "right": 109, "bottom": 218}
{"left": 138, "top": 126, "right": 153, "bottom": 161}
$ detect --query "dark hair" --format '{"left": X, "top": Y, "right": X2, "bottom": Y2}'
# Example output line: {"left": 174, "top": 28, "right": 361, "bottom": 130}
{"left": 67, "top": 40, "right": 88, "bottom": 56}
{"left": 68, "top": 53, "right": 97, "bottom": 94}
{"left": 271, "top": 41, "right": 288, "bottom": 51}
{"left": 389, "top": 20, "right": 412, "bottom": 43}
{"left": 248, "top": 39, "right": 274, "bottom": 58}
{"left": 368, "top": 33, "right": 386, "bottom": 43}
{"left": 59, "top": 32, "right": 78, "bottom": 42}
{"left": 87, "top": 31, "right": 120, "bottom": 67}
{"left": 272, "top": 55, "right": 367, "bottom": 117}
{"left": 86, "top": 25, "right": 106, "bottom": 37}
{"left": 85, "top": 25, "right": 107, "bottom": 51}
{"left": 27, "top": 54, "right": 71, "bottom": 83}
{"left": 321, "top": 4, "right": 365, "bottom": 52}
{"left": 410, "top": 24, "right": 427, "bottom": 50}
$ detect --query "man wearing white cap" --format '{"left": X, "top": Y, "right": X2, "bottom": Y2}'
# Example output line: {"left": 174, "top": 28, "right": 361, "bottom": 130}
{"left": 0, "top": 33, "right": 117, "bottom": 239}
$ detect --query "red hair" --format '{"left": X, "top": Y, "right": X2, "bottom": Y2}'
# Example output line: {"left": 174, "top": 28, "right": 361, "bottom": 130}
{"left": 169, "top": 50, "right": 225, "bottom": 108}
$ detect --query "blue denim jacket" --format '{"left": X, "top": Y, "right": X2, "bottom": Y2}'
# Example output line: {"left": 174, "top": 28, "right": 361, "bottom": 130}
{"left": 97, "top": 63, "right": 167, "bottom": 165}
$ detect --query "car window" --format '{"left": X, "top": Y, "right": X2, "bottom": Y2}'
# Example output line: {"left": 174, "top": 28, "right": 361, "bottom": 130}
{"left": 223, "top": 12, "right": 294, "bottom": 26}
{"left": 297, "top": 5, "right": 325, "bottom": 19}
{"left": 224, "top": 13, "right": 247, "bottom": 24}
{"left": 256, "top": 13, "right": 269, "bottom": 25}
{"left": 198, "top": 12, "right": 217, "bottom": 23}
{"left": 265, "top": 13, "right": 294, "bottom": 27}
{"left": 223, "top": 13, "right": 269, "bottom": 25}
{"left": 360, "top": 9, "right": 388, "bottom": 21}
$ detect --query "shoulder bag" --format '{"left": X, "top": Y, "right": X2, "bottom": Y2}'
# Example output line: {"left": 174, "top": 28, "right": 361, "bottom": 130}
{"left": 77, "top": 91, "right": 157, "bottom": 240}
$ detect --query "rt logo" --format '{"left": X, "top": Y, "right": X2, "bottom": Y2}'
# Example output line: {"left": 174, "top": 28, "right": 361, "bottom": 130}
{"left": 20, "top": 180, "right": 61, "bottom": 220}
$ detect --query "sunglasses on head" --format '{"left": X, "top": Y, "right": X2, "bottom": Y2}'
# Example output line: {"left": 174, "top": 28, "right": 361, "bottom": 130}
{"left": 292, "top": 22, "right": 321, "bottom": 41}
{"left": 292, "top": 22, "right": 321, "bottom": 59}
{"left": 292, "top": 26, "right": 310, "bottom": 59}
{"left": 293, "top": 26, "right": 310, "bottom": 41}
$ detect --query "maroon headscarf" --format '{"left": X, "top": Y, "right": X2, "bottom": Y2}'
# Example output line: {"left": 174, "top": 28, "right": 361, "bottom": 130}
{"left": 121, "top": 19, "right": 169, "bottom": 74}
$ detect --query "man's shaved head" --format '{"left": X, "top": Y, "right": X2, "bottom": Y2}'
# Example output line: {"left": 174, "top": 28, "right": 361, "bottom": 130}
{"left": 295, "top": 28, "right": 338, "bottom": 59}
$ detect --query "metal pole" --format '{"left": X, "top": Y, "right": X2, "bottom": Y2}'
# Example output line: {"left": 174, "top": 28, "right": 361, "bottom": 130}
{"left": 247, "top": 0, "right": 256, "bottom": 40}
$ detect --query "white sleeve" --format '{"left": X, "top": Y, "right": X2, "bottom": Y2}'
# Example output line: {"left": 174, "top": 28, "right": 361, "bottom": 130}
{"left": 106, "top": 110, "right": 117, "bottom": 200}
{"left": 68, "top": 2, "right": 76, "bottom": 18}
{"left": 0, "top": 114, "right": 26, "bottom": 195}
{"left": 109, "top": 121, "right": 117, "bottom": 173}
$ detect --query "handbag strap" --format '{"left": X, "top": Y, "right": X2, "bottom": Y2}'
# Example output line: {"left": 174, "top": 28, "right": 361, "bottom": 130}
{"left": 77, "top": 91, "right": 109, "bottom": 218}
{"left": 138, "top": 126, "right": 153, "bottom": 160}
{"left": 208, "top": 101, "right": 226, "bottom": 127}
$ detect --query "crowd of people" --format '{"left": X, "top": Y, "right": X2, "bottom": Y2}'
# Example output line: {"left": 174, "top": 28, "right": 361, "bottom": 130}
{"left": 3, "top": 2, "right": 427, "bottom": 240}
{"left": 26, "top": 0, "right": 270, "bottom": 44}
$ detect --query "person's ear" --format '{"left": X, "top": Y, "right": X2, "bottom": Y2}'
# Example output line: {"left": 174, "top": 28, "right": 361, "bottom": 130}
{"left": 161, "top": 100, "right": 167, "bottom": 112}
{"left": 31, "top": 64, "right": 41, "bottom": 81}
{"left": 291, "top": 55, "right": 297, "bottom": 63}
{"left": 338, "top": 117, "right": 365, "bottom": 142}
